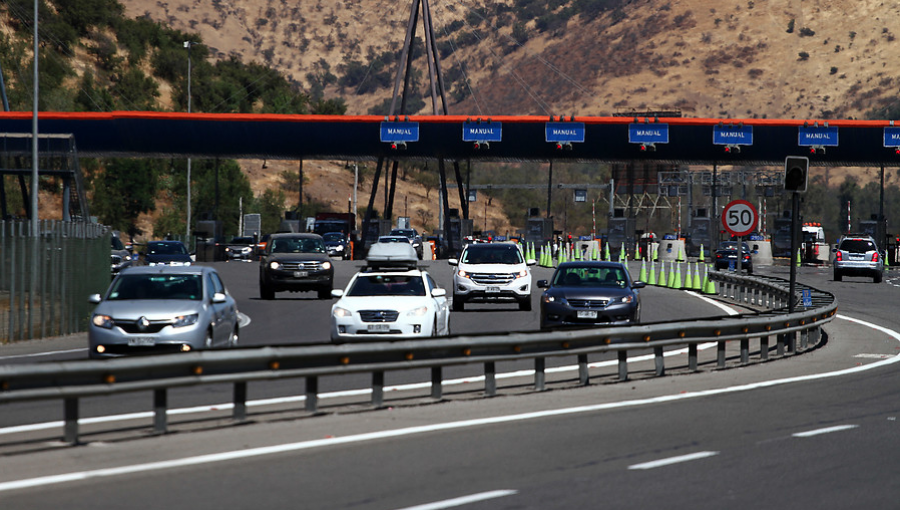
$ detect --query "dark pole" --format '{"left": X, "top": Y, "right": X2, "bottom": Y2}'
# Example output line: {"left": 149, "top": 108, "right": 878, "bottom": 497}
{"left": 879, "top": 164, "right": 885, "bottom": 252}
{"left": 0, "top": 60, "right": 9, "bottom": 112}
{"left": 298, "top": 159, "right": 303, "bottom": 212}
{"left": 712, "top": 163, "right": 719, "bottom": 248}
{"left": 788, "top": 191, "right": 800, "bottom": 313}
{"left": 546, "top": 160, "right": 553, "bottom": 218}
{"left": 439, "top": 158, "right": 453, "bottom": 255}
{"left": 361, "top": 157, "right": 384, "bottom": 249}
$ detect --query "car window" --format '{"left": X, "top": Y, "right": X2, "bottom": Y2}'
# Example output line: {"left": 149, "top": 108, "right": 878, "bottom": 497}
{"left": 347, "top": 274, "right": 426, "bottom": 296}
{"left": 554, "top": 267, "right": 626, "bottom": 288}
{"left": 323, "top": 233, "right": 344, "bottom": 242}
{"left": 271, "top": 238, "right": 326, "bottom": 253}
{"left": 210, "top": 272, "right": 226, "bottom": 295}
{"left": 426, "top": 274, "right": 439, "bottom": 291}
{"left": 461, "top": 246, "right": 523, "bottom": 264}
{"left": 840, "top": 239, "right": 876, "bottom": 253}
{"left": 148, "top": 242, "right": 187, "bottom": 255}
{"left": 108, "top": 274, "right": 202, "bottom": 301}
{"left": 111, "top": 237, "right": 125, "bottom": 250}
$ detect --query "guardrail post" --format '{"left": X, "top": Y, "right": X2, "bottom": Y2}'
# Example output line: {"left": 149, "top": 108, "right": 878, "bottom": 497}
{"left": 740, "top": 339, "right": 749, "bottom": 364}
{"left": 578, "top": 354, "right": 590, "bottom": 385}
{"left": 688, "top": 344, "right": 698, "bottom": 371}
{"left": 431, "top": 367, "right": 442, "bottom": 399}
{"left": 760, "top": 336, "right": 769, "bottom": 360}
{"left": 535, "top": 358, "right": 546, "bottom": 391}
{"left": 717, "top": 341, "right": 726, "bottom": 368}
{"left": 777, "top": 333, "right": 785, "bottom": 356}
{"left": 654, "top": 346, "right": 665, "bottom": 376}
{"left": 484, "top": 362, "right": 497, "bottom": 396}
{"left": 64, "top": 397, "right": 79, "bottom": 445}
{"left": 305, "top": 376, "right": 318, "bottom": 412}
{"left": 800, "top": 328, "right": 809, "bottom": 349}
{"left": 617, "top": 350, "right": 628, "bottom": 381}
{"left": 372, "top": 371, "right": 384, "bottom": 407}
{"left": 787, "top": 332, "right": 796, "bottom": 353}
{"left": 233, "top": 382, "right": 247, "bottom": 421}
{"left": 154, "top": 389, "right": 167, "bottom": 434}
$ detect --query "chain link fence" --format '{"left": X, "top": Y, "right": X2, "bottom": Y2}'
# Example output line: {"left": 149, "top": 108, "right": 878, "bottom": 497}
{"left": 1, "top": 220, "right": 110, "bottom": 344}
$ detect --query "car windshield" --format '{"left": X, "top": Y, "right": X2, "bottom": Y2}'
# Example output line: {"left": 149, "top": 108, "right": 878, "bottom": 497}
{"left": 111, "top": 237, "right": 125, "bottom": 250}
{"left": 553, "top": 267, "right": 627, "bottom": 288}
{"left": 323, "top": 233, "right": 344, "bottom": 242}
{"left": 230, "top": 237, "right": 254, "bottom": 245}
{"left": 347, "top": 274, "right": 426, "bottom": 296}
{"left": 378, "top": 236, "right": 409, "bottom": 243}
{"left": 271, "top": 237, "right": 326, "bottom": 253}
{"left": 719, "top": 242, "right": 750, "bottom": 251}
{"left": 461, "top": 246, "right": 524, "bottom": 264}
{"left": 147, "top": 242, "right": 188, "bottom": 255}
{"left": 107, "top": 274, "right": 203, "bottom": 301}
{"left": 391, "top": 229, "right": 416, "bottom": 239}
{"left": 840, "top": 239, "right": 876, "bottom": 253}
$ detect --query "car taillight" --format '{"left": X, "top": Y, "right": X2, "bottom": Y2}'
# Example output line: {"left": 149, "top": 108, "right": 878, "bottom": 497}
{"left": 872, "top": 251, "right": 879, "bottom": 262}
{"left": 835, "top": 251, "right": 842, "bottom": 261}
{"left": 716, "top": 253, "right": 723, "bottom": 259}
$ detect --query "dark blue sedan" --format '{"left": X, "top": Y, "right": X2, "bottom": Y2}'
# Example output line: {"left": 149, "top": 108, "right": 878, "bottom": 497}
{"left": 537, "top": 261, "right": 645, "bottom": 330}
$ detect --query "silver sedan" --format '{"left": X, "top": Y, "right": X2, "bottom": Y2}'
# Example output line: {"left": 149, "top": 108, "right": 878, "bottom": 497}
{"left": 88, "top": 265, "right": 240, "bottom": 358}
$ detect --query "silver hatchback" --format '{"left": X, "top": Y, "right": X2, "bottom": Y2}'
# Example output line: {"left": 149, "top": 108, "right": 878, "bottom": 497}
{"left": 88, "top": 265, "right": 240, "bottom": 358}
{"left": 833, "top": 235, "right": 883, "bottom": 283}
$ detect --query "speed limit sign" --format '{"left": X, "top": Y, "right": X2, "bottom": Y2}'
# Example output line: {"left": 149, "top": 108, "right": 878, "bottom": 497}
{"left": 722, "top": 199, "right": 758, "bottom": 237}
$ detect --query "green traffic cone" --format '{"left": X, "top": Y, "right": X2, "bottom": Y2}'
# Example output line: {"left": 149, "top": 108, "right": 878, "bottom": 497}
{"left": 667, "top": 261, "right": 676, "bottom": 288}
{"left": 677, "top": 245, "right": 685, "bottom": 262}
{"left": 604, "top": 243, "right": 611, "bottom": 261}
{"left": 658, "top": 261, "right": 668, "bottom": 287}
{"left": 692, "top": 262, "right": 702, "bottom": 290}
{"left": 653, "top": 243, "right": 659, "bottom": 262}
{"left": 634, "top": 242, "right": 641, "bottom": 261}
{"left": 674, "top": 261, "right": 683, "bottom": 289}
{"left": 796, "top": 248, "right": 802, "bottom": 267}
{"left": 639, "top": 259, "right": 647, "bottom": 282}
{"left": 648, "top": 261, "right": 657, "bottom": 286}
{"left": 703, "top": 265, "right": 716, "bottom": 294}
{"left": 698, "top": 244, "right": 705, "bottom": 263}
{"left": 619, "top": 244, "right": 626, "bottom": 262}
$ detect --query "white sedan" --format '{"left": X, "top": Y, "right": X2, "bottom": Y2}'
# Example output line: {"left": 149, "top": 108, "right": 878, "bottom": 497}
{"left": 330, "top": 267, "right": 451, "bottom": 342}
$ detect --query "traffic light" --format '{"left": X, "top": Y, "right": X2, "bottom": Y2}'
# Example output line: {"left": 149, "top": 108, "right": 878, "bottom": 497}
{"left": 784, "top": 156, "right": 809, "bottom": 193}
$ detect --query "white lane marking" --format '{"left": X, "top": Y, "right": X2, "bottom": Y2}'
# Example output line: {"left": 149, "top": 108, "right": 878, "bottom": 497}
{"left": 628, "top": 451, "right": 719, "bottom": 470}
{"left": 0, "top": 348, "right": 87, "bottom": 360}
{"left": 793, "top": 425, "right": 859, "bottom": 438}
{"left": 683, "top": 290, "right": 741, "bottom": 316}
{"left": 2, "top": 313, "right": 897, "bottom": 493}
{"left": 395, "top": 490, "right": 518, "bottom": 510}
{"left": 854, "top": 353, "right": 892, "bottom": 359}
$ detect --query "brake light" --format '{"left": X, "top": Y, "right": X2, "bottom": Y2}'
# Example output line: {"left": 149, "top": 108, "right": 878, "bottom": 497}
{"left": 872, "top": 251, "right": 879, "bottom": 262}
{"left": 835, "top": 251, "right": 842, "bottom": 261}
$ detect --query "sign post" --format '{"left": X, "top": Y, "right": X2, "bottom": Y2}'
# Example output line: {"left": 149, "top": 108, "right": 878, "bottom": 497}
{"left": 722, "top": 199, "right": 759, "bottom": 274}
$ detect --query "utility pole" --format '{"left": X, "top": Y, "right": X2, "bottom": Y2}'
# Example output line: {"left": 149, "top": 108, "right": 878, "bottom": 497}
{"left": 184, "top": 41, "right": 197, "bottom": 244}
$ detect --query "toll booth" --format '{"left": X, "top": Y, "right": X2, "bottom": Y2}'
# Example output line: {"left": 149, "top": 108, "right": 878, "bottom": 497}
{"left": 606, "top": 217, "right": 636, "bottom": 257}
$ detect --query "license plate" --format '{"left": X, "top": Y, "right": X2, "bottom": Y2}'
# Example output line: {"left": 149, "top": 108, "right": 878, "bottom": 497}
{"left": 367, "top": 324, "right": 390, "bottom": 332}
{"left": 577, "top": 310, "right": 598, "bottom": 319}
{"left": 849, "top": 255, "right": 864, "bottom": 260}
{"left": 485, "top": 286, "right": 501, "bottom": 293}
{"left": 128, "top": 337, "right": 156, "bottom": 346}
{"left": 293, "top": 271, "right": 308, "bottom": 278}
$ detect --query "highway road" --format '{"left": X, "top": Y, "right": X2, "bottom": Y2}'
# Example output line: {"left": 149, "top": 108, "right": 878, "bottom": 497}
{"left": 1, "top": 260, "right": 899, "bottom": 509}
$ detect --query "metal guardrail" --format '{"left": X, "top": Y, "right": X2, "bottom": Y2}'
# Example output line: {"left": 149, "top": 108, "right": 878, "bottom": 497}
{"left": 0, "top": 271, "right": 837, "bottom": 444}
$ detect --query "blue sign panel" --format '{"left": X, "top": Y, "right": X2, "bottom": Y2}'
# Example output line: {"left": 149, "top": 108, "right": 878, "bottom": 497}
{"left": 884, "top": 127, "right": 900, "bottom": 147}
{"left": 713, "top": 125, "right": 753, "bottom": 146}
{"left": 380, "top": 122, "right": 419, "bottom": 143}
{"left": 798, "top": 126, "right": 838, "bottom": 147}
{"left": 628, "top": 124, "right": 669, "bottom": 144}
{"left": 545, "top": 122, "right": 585, "bottom": 143}
{"left": 802, "top": 288, "right": 813, "bottom": 307}
{"left": 463, "top": 122, "right": 502, "bottom": 142}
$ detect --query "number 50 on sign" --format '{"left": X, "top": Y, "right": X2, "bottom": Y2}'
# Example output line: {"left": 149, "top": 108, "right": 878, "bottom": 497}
{"left": 722, "top": 199, "right": 758, "bottom": 237}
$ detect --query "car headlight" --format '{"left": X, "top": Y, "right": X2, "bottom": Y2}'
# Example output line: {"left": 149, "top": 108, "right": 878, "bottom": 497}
{"left": 173, "top": 313, "right": 199, "bottom": 328}
{"left": 333, "top": 307, "right": 353, "bottom": 318}
{"left": 618, "top": 295, "right": 634, "bottom": 304}
{"left": 517, "top": 269, "right": 528, "bottom": 278}
{"left": 92, "top": 314, "right": 113, "bottom": 329}
{"left": 407, "top": 306, "right": 429, "bottom": 317}
{"left": 542, "top": 294, "right": 565, "bottom": 304}
{"left": 269, "top": 261, "right": 281, "bottom": 270}
{"left": 225, "top": 247, "right": 232, "bottom": 253}
{"left": 335, "top": 245, "right": 344, "bottom": 251}
{"left": 242, "top": 247, "right": 252, "bottom": 253}
{"left": 124, "top": 255, "right": 132, "bottom": 261}
{"left": 321, "top": 261, "right": 332, "bottom": 270}
{"left": 457, "top": 270, "right": 470, "bottom": 279}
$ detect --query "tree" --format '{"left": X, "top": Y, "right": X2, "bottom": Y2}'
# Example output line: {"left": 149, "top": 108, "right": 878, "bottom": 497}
{"left": 192, "top": 159, "right": 254, "bottom": 236}
{"left": 91, "top": 158, "right": 160, "bottom": 234}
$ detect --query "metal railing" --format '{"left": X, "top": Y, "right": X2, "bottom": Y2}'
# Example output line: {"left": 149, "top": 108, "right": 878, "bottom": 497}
{"left": 0, "top": 220, "right": 110, "bottom": 343}
{"left": 0, "top": 271, "right": 837, "bottom": 444}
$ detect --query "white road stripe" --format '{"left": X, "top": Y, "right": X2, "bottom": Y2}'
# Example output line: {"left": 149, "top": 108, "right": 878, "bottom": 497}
{"left": 395, "top": 490, "right": 518, "bottom": 510}
{"left": 793, "top": 425, "right": 859, "bottom": 438}
{"left": 628, "top": 451, "right": 719, "bottom": 470}
{"left": 0, "top": 348, "right": 88, "bottom": 360}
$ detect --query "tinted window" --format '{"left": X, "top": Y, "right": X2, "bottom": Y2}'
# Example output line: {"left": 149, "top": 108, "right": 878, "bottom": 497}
{"left": 553, "top": 267, "right": 627, "bottom": 288}
{"left": 111, "top": 237, "right": 125, "bottom": 250}
{"left": 108, "top": 274, "right": 202, "bottom": 301}
{"left": 148, "top": 242, "right": 188, "bottom": 255}
{"left": 461, "top": 246, "right": 524, "bottom": 264}
{"left": 271, "top": 237, "right": 325, "bottom": 253}
{"left": 347, "top": 275, "right": 425, "bottom": 296}
{"left": 840, "top": 239, "right": 876, "bottom": 253}
{"left": 323, "top": 233, "right": 344, "bottom": 242}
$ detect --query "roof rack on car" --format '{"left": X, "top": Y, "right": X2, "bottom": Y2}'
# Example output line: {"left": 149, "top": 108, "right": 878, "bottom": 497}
{"left": 364, "top": 243, "right": 419, "bottom": 271}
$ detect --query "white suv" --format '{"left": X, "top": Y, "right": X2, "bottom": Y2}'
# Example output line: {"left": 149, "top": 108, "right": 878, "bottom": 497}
{"left": 449, "top": 243, "right": 536, "bottom": 311}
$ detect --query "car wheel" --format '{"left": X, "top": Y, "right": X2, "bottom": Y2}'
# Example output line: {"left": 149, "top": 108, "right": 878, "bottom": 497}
{"left": 746, "top": 267, "right": 753, "bottom": 275}
{"left": 518, "top": 297, "right": 532, "bottom": 311}
{"left": 260, "top": 283, "right": 275, "bottom": 300}
{"left": 452, "top": 295, "right": 465, "bottom": 311}
{"left": 633, "top": 305, "right": 641, "bottom": 324}
{"left": 431, "top": 317, "right": 438, "bottom": 337}
{"left": 834, "top": 270, "right": 842, "bottom": 282}
{"left": 230, "top": 327, "right": 239, "bottom": 348}
{"left": 874, "top": 272, "right": 883, "bottom": 283}
{"left": 318, "top": 287, "right": 332, "bottom": 299}
{"left": 204, "top": 330, "right": 213, "bottom": 349}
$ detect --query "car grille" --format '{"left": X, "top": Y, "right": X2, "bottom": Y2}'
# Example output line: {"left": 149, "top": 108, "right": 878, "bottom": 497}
{"left": 280, "top": 261, "right": 324, "bottom": 271}
{"left": 568, "top": 299, "right": 609, "bottom": 308}
{"left": 469, "top": 273, "right": 516, "bottom": 285}
{"left": 114, "top": 319, "right": 171, "bottom": 334}
{"left": 359, "top": 310, "right": 400, "bottom": 322}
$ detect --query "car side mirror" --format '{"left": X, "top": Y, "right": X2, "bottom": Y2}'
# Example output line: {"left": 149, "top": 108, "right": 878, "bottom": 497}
{"left": 331, "top": 289, "right": 344, "bottom": 298}
{"left": 431, "top": 288, "right": 447, "bottom": 297}
{"left": 632, "top": 281, "right": 647, "bottom": 289}
{"left": 448, "top": 258, "right": 459, "bottom": 266}
{"left": 832, "top": 248, "right": 837, "bottom": 253}
{"left": 89, "top": 293, "right": 102, "bottom": 304}
{"left": 537, "top": 280, "right": 549, "bottom": 288}
{"left": 212, "top": 292, "right": 227, "bottom": 303}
